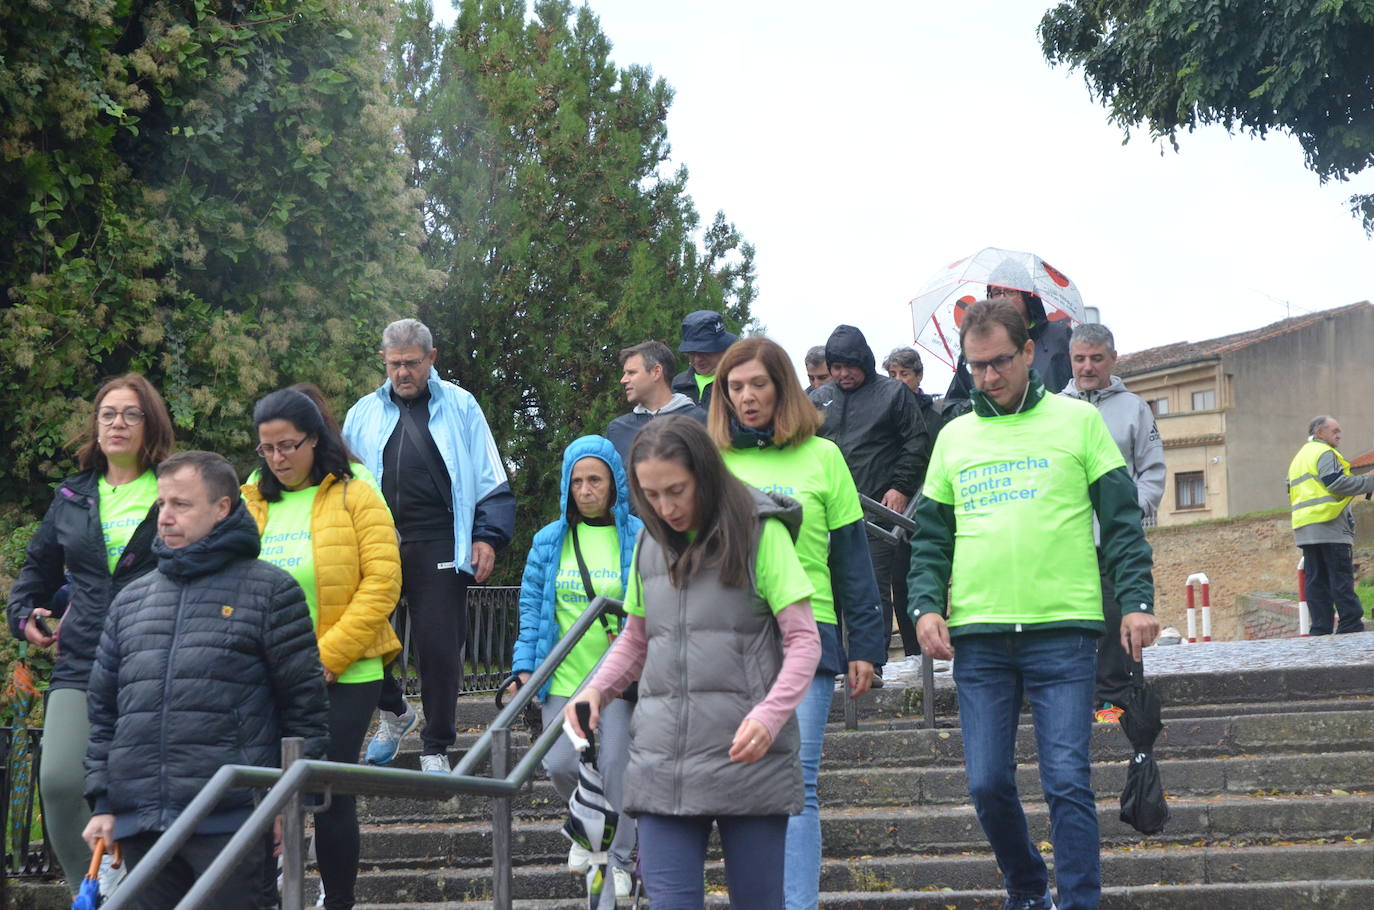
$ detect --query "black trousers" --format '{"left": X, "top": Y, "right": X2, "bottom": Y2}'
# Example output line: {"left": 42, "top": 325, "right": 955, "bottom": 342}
{"left": 1302, "top": 542, "right": 1367, "bottom": 635}
{"left": 121, "top": 830, "right": 269, "bottom": 910}
{"left": 889, "top": 536, "right": 920, "bottom": 657}
{"left": 317, "top": 679, "right": 383, "bottom": 910}
{"left": 869, "top": 529, "right": 918, "bottom": 657}
{"left": 1094, "top": 551, "right": 1131, "bottom": 708}
{"left": 376, "top": 537, "right": 471, "bottom": 754}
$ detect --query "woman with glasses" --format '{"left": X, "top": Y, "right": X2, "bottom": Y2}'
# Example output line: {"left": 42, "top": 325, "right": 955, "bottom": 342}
{"left": 241, "top": 388, "right": 401, "bottom": 910}
{"left": 6, "top": 374, "right": 174, "bottom": 894}
{"left": 709, "top": 337, "right": 887, "bottom": 910}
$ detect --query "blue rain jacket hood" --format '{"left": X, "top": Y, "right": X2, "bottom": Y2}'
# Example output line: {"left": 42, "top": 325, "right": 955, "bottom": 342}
{"left": 512, "top": 436, "right": 643, "bottom": 698}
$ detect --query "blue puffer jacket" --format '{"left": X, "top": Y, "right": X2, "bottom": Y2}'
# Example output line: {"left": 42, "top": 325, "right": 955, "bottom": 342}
{"left": 511, "top": 436, "right": 642, "bottom": 698}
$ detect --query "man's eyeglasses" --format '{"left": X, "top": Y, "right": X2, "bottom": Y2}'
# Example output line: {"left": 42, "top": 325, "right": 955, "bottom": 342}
{"left": 97, "top": 408, "right": 146, "bottom": 426}
{"left": 256, "top": 438, "right": 310, "bottom": 458}
{"left": 966, "top": 352, "right": 1020, "bottom": 376}
{"left": 987, "top": 286, "right": 1023, "bottom": 300}
{"left": 385, "top": 358, "right": 426, "bottom": 372}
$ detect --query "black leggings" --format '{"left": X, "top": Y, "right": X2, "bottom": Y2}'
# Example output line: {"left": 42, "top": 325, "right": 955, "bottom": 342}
{"left": 317, "top": 679, "right": 383, "bottom": 910}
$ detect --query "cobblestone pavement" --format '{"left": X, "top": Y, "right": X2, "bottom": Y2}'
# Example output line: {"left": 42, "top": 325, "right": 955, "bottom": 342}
{"left": 880, "top": 630, "right": 1374, "bottom": 688}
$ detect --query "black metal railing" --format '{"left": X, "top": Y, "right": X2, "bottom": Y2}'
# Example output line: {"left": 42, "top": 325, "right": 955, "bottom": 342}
{"left": 2, "top": 726, "right": 54, "bottom": 882}
{"left": 392, "top": 585, "right": 521, "bottom": 697}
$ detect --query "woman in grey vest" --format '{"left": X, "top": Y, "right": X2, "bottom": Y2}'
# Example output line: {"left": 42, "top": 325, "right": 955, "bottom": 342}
{"left": 565, "top": 417, "right": 821, "bottom": 909}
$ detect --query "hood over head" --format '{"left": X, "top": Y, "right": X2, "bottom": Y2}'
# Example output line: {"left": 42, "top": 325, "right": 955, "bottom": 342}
{"left": 560, "top": 435, "right": 631, "bottom": 527}
{"left": 987, "top": 258, "right": 1048, "bottom": 324}
{"left": 823, "top": 325, "right": 878, "bottom": 383}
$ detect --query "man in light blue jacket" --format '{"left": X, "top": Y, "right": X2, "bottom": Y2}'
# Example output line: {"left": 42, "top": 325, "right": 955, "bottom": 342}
{"left": 343, "top": 318, "right": 515, "bottom": 773}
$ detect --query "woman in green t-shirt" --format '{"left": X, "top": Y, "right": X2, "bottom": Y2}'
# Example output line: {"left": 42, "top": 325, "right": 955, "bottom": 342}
{"left": 708, "top": 336, "right": 888, "bottom": 910}
{"left": 242, "top": 388, "right": 402, "bottom": 910}
{"left": 6, "top": 373, "right": 175, "bottom": 894}
{"left": 509, "top": 435, "right": 643, "bottom": 900}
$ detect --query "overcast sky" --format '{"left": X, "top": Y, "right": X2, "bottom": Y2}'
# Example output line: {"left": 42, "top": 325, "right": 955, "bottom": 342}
{"left": 436, "top": 1, "right": 1373, "bottom": 391}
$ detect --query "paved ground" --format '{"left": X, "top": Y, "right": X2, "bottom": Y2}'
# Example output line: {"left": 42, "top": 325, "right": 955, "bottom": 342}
{"left": 880, "top": 630, "right": 1374, "bottom": 689}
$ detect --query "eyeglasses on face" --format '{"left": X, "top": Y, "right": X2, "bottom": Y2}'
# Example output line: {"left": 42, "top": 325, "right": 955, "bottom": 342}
{"left": 966, "top": 352, "right": 1020, "bottom": 376}
{"left": 256, "top": 437, "right": 310, "bottom": 458}
{"left": 385, "top": 358, "right": 427, "bottom": 372}
{"left": 97, "top": 408, "right": 146, "bottom": 426}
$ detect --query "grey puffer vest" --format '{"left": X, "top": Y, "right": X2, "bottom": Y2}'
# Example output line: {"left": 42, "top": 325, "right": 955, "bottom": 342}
{"left": 623, "top": 489, "right": 804, "bottom": 817}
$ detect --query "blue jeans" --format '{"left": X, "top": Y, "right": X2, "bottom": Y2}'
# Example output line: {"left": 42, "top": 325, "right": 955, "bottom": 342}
{"left": 638, "top": 813, "right": 787, "bottom": 909}
{"left": 783, "top": 673, "right": 833, "bottom": 910}
{"left": 954, "top": 629, "right": 1100, "bottom": 910}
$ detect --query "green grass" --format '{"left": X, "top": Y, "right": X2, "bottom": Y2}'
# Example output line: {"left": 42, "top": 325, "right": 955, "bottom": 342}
{"left": 1356, "top": 577, "right": 1374, "bottom": 619}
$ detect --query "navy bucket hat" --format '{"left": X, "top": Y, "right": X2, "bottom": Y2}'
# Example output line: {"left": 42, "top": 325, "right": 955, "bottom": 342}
{"left": 678, "top": 310, "right": 739, "bottom": 354}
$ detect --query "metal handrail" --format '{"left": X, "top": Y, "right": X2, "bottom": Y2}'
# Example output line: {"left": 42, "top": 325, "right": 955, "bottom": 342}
{"left": 860, "top": 492, "right": 918, "bottom": 544}
{"left": 106, "top": 595, "right": 625, "bottom": 910}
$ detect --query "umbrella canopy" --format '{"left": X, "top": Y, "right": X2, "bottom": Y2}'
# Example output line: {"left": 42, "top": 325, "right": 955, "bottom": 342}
{"left": 561, "top": 703, "right": 619, "bottom": 910}
{"left": 1117, "top": 660, "right": 1170, "bottom": 834}
{"left": 909, "top": 247, "right": 1085, "bottom": 370}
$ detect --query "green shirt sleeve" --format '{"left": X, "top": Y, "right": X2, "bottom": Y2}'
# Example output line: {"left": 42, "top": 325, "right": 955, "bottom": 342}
{"left": 754, "top": 518, "right": 815, "bottom": 614}
{"left": 922, "top": 433, "right": 955, "bottom": 504}
{"left": 821, "top": 439, "right": 864, "bottom": 530}
{"left": 1083, "top": 408, "right": 1127, "bottom": 484}
{"left": 623, "top": 539, "right": 644, "bottom": 617}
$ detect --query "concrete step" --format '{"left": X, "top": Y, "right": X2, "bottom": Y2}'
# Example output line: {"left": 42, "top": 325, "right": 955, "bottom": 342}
{"left": 355, "top": 748, "right": 1374, "bottom": 824}
{"left": 352, "top": 791, "right": 1374, "bottom": 869}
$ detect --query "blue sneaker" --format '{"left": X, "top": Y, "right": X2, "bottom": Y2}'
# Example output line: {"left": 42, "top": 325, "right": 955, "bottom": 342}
{"left": 1003, "top": 892, "right": 1055, "bottom": 910}
{"left": 365, "top": 704, "right": 418, "bottom": 765}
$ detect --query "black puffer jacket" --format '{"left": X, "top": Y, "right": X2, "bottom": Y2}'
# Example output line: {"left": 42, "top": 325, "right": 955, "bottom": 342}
{"left": 6, "top": 470, "right": 159, "bottom": 691}
{"left": 84, "top": 502, "right": 329, "bottom": 836}
{"left": 808, "top": 326, "right": 930, "bottom": 499}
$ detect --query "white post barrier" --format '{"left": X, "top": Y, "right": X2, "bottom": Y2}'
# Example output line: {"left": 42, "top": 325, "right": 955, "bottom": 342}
{"left": 1185, "top": 573, "right": 1212, "bottom": 642}
{"left": 1297, "top": 557, "right": 1311, "bottom": 637}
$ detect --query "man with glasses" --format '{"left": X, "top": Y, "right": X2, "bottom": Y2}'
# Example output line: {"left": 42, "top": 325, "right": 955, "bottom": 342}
{"left": 343, "top": 319, "right": 515, "bottom": 773}
{"left": 908, "top": 300, "right": 1157, "bottom": 910}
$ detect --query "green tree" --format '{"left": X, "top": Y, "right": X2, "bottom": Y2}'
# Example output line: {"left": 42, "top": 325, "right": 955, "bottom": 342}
{"left": 1039, "top": 1, "right": 1374, "bottom": 230}
{"left": 1, "top": 0, "right": 432, "bottom": 508}
{"left": 392, "top": 0, "right": 756, "bottom": 576}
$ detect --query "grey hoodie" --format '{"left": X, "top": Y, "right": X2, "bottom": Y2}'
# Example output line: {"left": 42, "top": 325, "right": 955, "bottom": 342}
{"left": 1062, "top": 376, "right": 1166, "bottom": 526}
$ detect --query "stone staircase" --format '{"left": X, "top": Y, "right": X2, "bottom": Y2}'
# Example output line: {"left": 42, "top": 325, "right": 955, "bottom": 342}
{"left": 343, "top": 649, "right": 1374, "bottom": 909}
{"left": 7, "top": 640, "right": 1372, "bottom": 908}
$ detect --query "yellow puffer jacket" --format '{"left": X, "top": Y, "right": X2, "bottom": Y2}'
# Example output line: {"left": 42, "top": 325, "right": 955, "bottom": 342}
{"left": 242, "top": 474, "right": 402, "bottom": 676}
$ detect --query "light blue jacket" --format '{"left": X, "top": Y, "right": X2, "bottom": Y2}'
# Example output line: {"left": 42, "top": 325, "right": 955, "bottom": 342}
{"left": 511, "top": 435, "right": 642, "bottom": 698}
{"left": 342, "top": 368, "right": 508, "bottom": 575}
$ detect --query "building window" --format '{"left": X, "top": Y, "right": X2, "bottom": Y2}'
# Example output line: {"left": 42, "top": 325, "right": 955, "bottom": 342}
{"left": 1148, "top": 397, "right": 1169, "bottom": 417}
{"left": 1176, "top": 471, "right": 1206, "bottom": 510}
{"left": 1191, "top": 389, "right": 1215, "bottom": 410}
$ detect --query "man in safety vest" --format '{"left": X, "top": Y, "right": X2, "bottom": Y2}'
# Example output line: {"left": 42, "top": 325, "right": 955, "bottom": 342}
{"left": 1288, "top": 415, "right": 1371, "bottom": 635}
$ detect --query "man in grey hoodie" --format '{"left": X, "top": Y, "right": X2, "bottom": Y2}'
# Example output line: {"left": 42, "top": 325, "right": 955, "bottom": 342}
{"left": 1061, "top": 323, "right": 1165, "bottom": 721}
{"left": 606, "top": 341, "right": 707, "bottom": 466}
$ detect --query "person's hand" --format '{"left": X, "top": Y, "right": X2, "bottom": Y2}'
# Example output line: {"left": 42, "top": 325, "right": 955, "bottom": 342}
{"left": 471, "top": 541, "right": 496, "bottom": 583}
{"left": 23, "top": 609, "right": 55, "bottom": 648}
{"left": 273, "top": 815, "right": 283, "bottom": 858}
{"left": 323, "top": 668, "right": 337, "bottom": 685}
{"left": 1121, "top": 611, "right": 1160, "bottom": 663}
{"left": 728, "top": 717, "right": 772, "bottom": 764}
{"left": 847, "top": 660, "right": 875, "bottom": 698}
{"left": 881, "top": 489, "right": 910, "bottom": 514}
{"left": 916, "top": 613, "right": 953, "bottom": 661}
{"left": 82, "top": 813, "right": 115, "bottom": 853}
{"left": 504, "top": 671, "right": 530, "bottom": 697}
{"left": 563, "top": 688, "right": 603, "bottom": 738}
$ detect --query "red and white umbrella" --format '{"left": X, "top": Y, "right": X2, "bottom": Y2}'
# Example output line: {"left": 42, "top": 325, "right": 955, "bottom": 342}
{"left": 909, "top": 247, "right": 1085, "bottom": 369}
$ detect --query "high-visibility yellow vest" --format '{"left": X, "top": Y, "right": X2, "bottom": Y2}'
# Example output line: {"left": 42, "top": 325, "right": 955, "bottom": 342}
{"left": 1288, "top": 439, "right": 1352, "bottom": 529}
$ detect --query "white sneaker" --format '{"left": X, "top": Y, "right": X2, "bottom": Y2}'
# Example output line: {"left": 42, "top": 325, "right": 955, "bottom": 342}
{"left": 612, "top": 866, "right": 633, "bottom": 897}
{"left": 567, "top": 842, "right": 592, "bottom": 874}
{"left": 418, "top": 753, "right": 449, "bottom": 774}
{"left": 365, "top": 704, "right": 418, "bottom": 765}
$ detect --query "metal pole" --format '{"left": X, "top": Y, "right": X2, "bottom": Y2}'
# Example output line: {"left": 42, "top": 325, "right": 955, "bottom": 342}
{"left": 281, "top": 737, "right": 306, "bottom": 910}
{"left": 921, "top": 654, "right": 936, "bottom": 730}
{"left": 491, "top": 726, "right": 513, "bottom": 909}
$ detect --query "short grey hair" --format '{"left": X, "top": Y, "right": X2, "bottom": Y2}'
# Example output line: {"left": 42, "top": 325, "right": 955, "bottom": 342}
{"left": 804, "top": 346, "right": 827, "bottom": 369}
{"left": 619, "top": 341, "right": 676, "bottom": 385}
{"left": 882, "top": 346, "right": 923, "bottom": 373}
{"left": 381, "top": 318, "right": 434, "bottom": 353}
{"left": 157, "top": 450, "right": 241, "bottom": 505}
{"left": 1070, "top": 323, "right": 1116, "bottom": 354}
{"left": 1309, "top": 415, "right": 1334, "bottom": 437}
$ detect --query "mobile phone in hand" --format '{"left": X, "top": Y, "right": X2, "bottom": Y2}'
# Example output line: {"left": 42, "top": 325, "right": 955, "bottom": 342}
{"left": 32, "top": 615, "right": 53, "bottom": 638}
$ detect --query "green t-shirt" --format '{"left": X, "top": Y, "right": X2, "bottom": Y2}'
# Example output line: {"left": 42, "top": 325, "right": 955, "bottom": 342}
{"left": 98, "top": 471, "right": 158, "bottom": 573}
{"left": 624, "top": 517, "right": 814, "bottom": 617}
{"left": 694, "top": 372, "right": 712, "bottom": 400}
{"left": 549, "top": 524, "right": 625, "bottom": 698}
{"left": 922, "top": 394, "right": 1125, "bottom": 628}
{"left": 722, "top": 436, "right": 862, "bottom": 625}
{"left": 259, "top": 486, "right": 382, "bottom": 684}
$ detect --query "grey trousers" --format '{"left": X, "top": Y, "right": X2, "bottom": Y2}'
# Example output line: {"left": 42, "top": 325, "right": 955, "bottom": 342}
{"left": 541, "top": 693, "right": 636, "bottom": 872}
{"left": 41, "top": 687, "right": 92, "bottom": 894}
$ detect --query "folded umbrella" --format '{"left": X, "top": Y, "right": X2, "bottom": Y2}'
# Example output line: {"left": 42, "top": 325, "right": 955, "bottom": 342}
{"left": 562, "top": 701, "right": 619, "bottom": 910}
{"left": 1117, "top": 658, "right": 1170, "bottom": 834}
{"left": 71, "top": 837, "right": 121, "bottom": 910}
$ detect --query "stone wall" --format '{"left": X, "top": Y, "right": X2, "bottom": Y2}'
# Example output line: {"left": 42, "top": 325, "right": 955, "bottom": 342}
{"left": 1237, "top": 593, "right": 1303, "bottom": 640}
{"left": 1145, "top": 499, "right": 1374, "bottom": 641}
